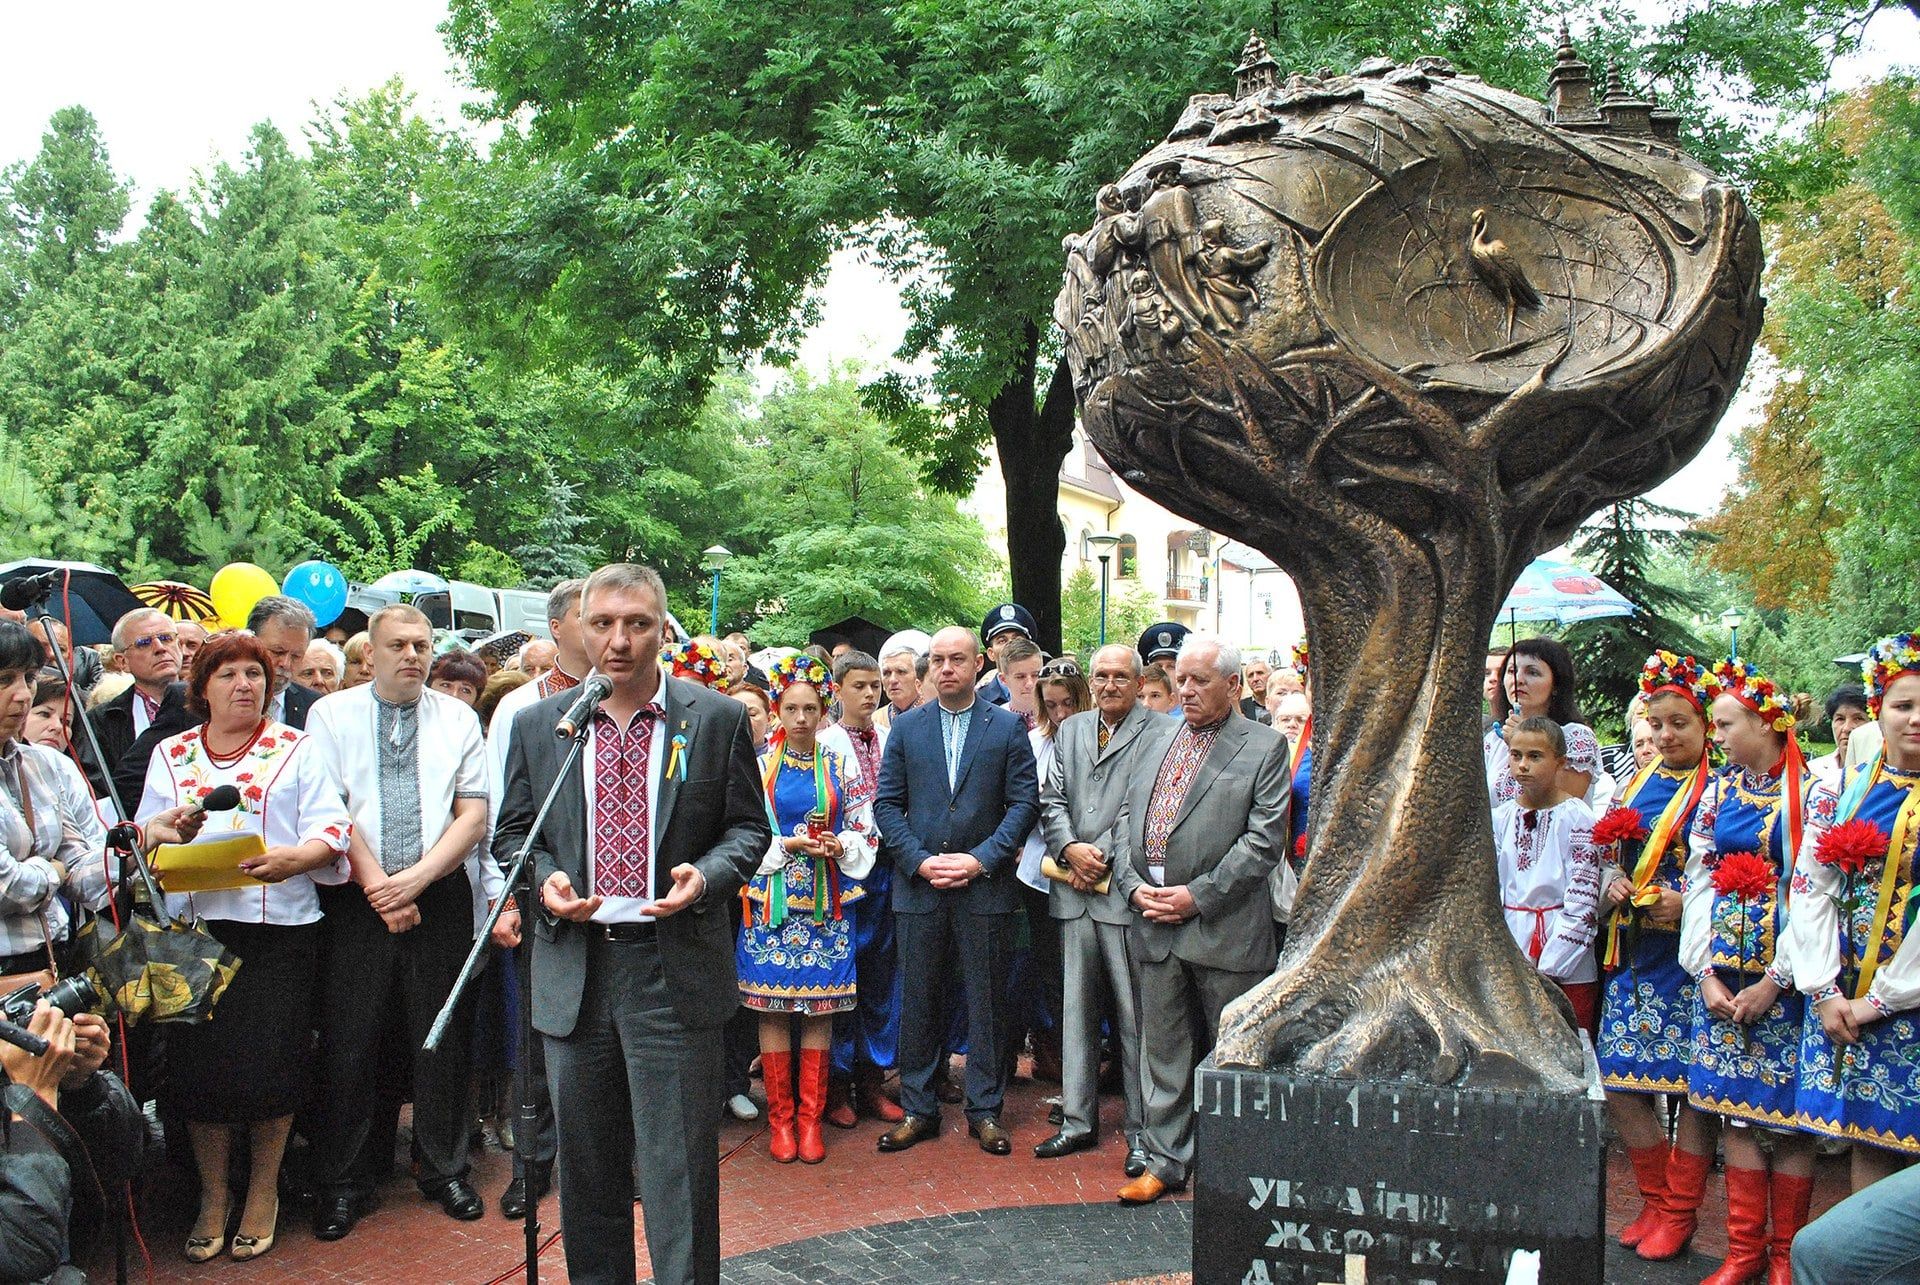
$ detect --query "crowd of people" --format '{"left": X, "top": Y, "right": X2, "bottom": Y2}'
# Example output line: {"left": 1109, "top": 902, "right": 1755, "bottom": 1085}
{"left": 2, "top": 561, "right": 1918, "bottom": 1285}
{"left": 1480, "top": 635, "right": 1920, "bottom": 1285}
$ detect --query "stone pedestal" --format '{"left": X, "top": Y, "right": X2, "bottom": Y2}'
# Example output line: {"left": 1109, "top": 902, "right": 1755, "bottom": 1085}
{"left": 1192, "top": 1044, "right": 1606, "bottom": 1285}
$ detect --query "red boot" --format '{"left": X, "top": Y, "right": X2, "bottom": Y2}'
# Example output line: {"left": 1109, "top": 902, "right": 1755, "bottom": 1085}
{"left": 1700, "top": 1166, "right": 1770, "bottom": 1285}
{"left": 1638, "top": 1146, "right": 1712, "bottom": 1260}
{"left": 1619, "top": 1143, "right": 1672, "bottom": 1248}
{"left": 762, "top": 1050, "right": 797, "bottom": 1164}
{"left": 796, "top": 1048, "right": 829, "bottom": 1165}
{"left": 825, "top": 1074, "right": 858, "bottom": 1129}
{"left": 855, "top": 1064, "right": 904, "bottom": 1123}
{"left": 1766, "top": 1171, "right": 1815, "bottom": 1285}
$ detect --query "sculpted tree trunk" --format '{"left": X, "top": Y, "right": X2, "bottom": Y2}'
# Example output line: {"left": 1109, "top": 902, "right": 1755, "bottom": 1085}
{"left": 1056, "top": 36, "right": 1763, "bottom": 1091}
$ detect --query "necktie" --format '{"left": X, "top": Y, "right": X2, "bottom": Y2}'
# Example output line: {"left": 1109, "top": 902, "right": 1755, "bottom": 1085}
{"left": 1097, "top": 722, "right": 1111, "bottom": 753}
{"left": 594, "top": 704, "right": 662, "bottom": 898}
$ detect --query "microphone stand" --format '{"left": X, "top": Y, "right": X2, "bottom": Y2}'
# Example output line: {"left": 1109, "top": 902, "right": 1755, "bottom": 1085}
{"left": 21, "top": 596, "right": 172, "bottom": 925}
{"left": 426, "top": 724, "right": 592, "bottom": 1285}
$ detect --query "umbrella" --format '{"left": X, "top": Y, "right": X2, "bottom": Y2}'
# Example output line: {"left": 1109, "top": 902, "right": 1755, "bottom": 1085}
{"left": 1499, "top": 556, "right": 1636, "bottom": 638}
{"left": 0, "top": 560, "right": 145, "bottom": 645}
{"left": 473, "top": 629, "right": 533, "bottom": 667}
{"left": 809, "top": 615, "right": 895, "bottom": 660}
{"left": 72, "top": 913, "right": 241, "bottom": 1026}
{"left": 130, "top": 580, "right": 218, "bottom": 624}
{"left": 371, "top": 569, "right": 450, "bottom": 596}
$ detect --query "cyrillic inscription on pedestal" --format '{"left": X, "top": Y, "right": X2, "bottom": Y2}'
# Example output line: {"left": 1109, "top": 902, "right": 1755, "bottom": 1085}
{"left": 1192, "top": 1054, "right": 1605, "bottom": 1285}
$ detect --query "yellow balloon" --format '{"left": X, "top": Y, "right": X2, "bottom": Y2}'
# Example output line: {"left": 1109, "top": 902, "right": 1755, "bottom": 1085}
{"left": 209, "top": 562, "right": 279, "bottom": 630}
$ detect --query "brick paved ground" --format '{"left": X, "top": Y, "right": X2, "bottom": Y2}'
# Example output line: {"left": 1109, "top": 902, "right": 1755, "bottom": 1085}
{"left": 81, "top": 1062, "right": 1853, "bottom": 1283}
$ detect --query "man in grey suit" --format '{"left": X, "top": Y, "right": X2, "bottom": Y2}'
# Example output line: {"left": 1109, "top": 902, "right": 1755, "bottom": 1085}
{"left": 1111, "top": 636, "right": 1290, "bottom": 1205}
{"left": 494, "top": 564, "right": 769, "bottom": 1285}
{"left": 1034, "top": 643, "right": 1154, "bottom": 1175}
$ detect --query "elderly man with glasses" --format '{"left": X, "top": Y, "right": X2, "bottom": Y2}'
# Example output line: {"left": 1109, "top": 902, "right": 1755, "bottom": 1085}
{"left": 89, "top": 608, "right": 183, "bottom": 794}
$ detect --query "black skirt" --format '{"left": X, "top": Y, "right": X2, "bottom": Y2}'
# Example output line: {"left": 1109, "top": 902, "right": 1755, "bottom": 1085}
{"left": 162, "top": 918, "right": 320, "bottom": 1124}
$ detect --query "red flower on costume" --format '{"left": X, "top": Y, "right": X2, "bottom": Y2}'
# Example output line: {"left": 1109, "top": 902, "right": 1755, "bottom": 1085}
{"left": 243, "top": 785, "right": 264, "bottom": 803}
{"left": 1711, "top": 851, "right": 1775, "bottom": 901}
{"left": 168, "top": 743, "right": 187, "bottom": 761}
{"left": 1293, "top": 833, "right": 1308, "bottom": 859}
{"left": 1590, "top": 807, "right": 1649, "bottom": 848}
{"left": 1815, "top": 819, "right": 1887, "bottom": 877}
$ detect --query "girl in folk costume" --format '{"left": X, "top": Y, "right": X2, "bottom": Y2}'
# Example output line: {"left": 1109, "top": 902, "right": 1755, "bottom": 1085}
{"left": 1595, "top": 652, "right": 1720, "bottom": 1261}
{"left": 1789, "top": 634, "right": 1920, "bottom": 1194}
{"left": 737, "top": 654, "right": 876, "bottom": 1164}
{"left": 665, "top": 636, "right": 731, "bottom": 690}
{"left": 1682, "top": 658, "right": 1817, "bottom": 1285}
{"left": 1491, "top": 717, "right": 1604, "bottom": 1026}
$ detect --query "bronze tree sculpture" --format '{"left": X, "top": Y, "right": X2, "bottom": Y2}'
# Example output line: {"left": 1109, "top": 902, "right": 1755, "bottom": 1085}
{"left": 1056, "top": 33, "right": 1763, "bottom": 1092}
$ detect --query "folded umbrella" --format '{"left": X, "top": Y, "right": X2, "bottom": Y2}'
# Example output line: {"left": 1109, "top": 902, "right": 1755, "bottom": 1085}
{"left": 73, "top": 911, "right": 241, "bottom": 1026}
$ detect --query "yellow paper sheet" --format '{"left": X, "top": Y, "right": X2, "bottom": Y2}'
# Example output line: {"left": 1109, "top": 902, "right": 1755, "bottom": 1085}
{"left": 151, "top": 833, "right": 268, "bottom": 892}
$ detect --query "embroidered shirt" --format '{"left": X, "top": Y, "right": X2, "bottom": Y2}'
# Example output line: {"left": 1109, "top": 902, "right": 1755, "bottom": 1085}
{"left": 1142, "top": 719, "right": 1225, "bottom": 884}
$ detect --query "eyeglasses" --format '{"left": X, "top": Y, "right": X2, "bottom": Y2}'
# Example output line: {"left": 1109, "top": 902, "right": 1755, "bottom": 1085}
{"left": 1040, "top": 659, "right": 1081, "bottom": 677}
{"left": 128, "top": 633, "right": 178, "bottom": 651}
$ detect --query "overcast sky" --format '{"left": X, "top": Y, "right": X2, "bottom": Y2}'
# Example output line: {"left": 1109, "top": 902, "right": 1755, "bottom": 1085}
{"left": 5, "top": 1, "right": 1915, "bottom": 518}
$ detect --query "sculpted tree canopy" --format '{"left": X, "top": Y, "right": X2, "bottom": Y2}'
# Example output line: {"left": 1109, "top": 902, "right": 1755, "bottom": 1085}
{"left": 1058, "top": 34, "right": 1764, "bottom": 1091}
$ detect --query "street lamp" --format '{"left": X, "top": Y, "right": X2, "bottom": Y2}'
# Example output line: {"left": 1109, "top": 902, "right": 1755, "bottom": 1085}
{"left": 1720, "top": 606, "right": 1746, "bottom": 660}
{"left": 702, "top": 545, "right": 732, "bottom": 636}
{"left": 1085, "top": 533, "right": 1122, "bottom": 645}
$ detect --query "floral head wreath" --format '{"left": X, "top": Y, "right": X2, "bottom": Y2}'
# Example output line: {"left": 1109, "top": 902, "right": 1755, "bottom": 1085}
{"left": 1704, "top": 657, "right": 1795, "bottom": 733}
{"left": 1639, "top": 650, "right": 1708, "bottom": 713}
{"left": 767, "top": 653, "right": 835, "bottom": 705}
{"left": 1862, "top": 632, "right": 1920, "bottom": 717}
{"left": 664, "top": 639, "right": 728, "bottom": 687}
{"left": 1290, "top": 639, "right": 1309, "bottom": 678}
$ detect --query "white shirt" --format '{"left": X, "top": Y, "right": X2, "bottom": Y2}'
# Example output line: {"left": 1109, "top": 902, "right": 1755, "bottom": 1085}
{"left": 304, "top": 684, "right": 487, "bottom": 886}
{"left": 137, "top": 722, "right": 352, "bottom": 925}
{"left": 1492, "top": 796, "right": 1602, "bottom": 984}
{"left": 1016, "top": 729, "right": 1056, "bottom": 892}
{"left": 0, "top": 742, "right": 111, "bottom": 954}
{"left": 482, "top": 668, "right": 587, "bottom": 923}
{"left": 584, "top": 689, "right": 667, "bottom": 925}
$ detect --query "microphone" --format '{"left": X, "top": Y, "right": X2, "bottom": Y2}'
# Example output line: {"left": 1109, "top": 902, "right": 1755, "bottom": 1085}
{"left": 0, "top": 571, "right": 59, "bottom": 612}
{"left": 188, "top": 784, "right": 244, "bottom": 817}
{"left": 555, "top": 675, "right": 614, "bottom": 739}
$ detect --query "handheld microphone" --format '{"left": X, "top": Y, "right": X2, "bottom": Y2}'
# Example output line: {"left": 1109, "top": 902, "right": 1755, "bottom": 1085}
{"left": 0, "top": 571, "right": 59, "bottom": 612}
{"left": 188, "top": 784, "right": 244, "bottom": 817}
{"left": 555, "top": 675, "right": 615, "bottom": 739}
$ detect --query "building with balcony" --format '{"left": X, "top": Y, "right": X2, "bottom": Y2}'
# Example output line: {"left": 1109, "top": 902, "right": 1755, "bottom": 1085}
{"left": 967, "top": 429, "right": 1305, "bottom": 656}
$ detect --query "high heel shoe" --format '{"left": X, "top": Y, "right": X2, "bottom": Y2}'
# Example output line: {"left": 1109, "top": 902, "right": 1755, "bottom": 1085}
{"left": 230, "top": 1196, "right": 279, "bottom": 1262}
{"left": 184, "top": 1207, "right": 229, "bottom": 1263}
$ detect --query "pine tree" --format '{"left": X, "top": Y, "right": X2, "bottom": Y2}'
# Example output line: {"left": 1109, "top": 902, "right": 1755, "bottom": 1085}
{"left": 1563, "top": 500, "right": 1711, "bottom": 730}
{"left": 510, "top": 475, "right": 597, "bottom": 587}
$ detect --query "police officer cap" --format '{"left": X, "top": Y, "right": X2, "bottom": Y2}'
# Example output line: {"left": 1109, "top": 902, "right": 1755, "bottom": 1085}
{"left": 980, "top": 603, "right": 1037, "bottom": 644}
{"left": 1137, "top": 621, "right": 1191, "bottom": 663}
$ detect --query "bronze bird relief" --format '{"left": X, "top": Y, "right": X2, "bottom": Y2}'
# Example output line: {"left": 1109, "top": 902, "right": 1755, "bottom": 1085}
{"left": 1468, "top": 207, "right": 1541, "bottom": 338}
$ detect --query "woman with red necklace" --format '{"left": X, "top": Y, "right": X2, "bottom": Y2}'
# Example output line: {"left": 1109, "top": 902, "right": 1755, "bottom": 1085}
{"left": 135, "top": 632, "right": 351, "bottom": 1264}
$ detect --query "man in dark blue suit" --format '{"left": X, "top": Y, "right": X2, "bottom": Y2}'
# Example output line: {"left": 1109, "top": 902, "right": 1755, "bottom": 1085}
{"left": 873, "top": 625, "right": 1038, "bottom": 1155}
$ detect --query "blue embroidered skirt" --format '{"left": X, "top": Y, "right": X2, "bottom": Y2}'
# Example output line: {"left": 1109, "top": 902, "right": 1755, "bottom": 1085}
{"left": 1597, "top": 929, "right": 1694, "bottom": 1094}
{"left": 1687, "top": 980, "right": 1805, "bottom": 1129}
{"left": 737, "top": 850, "right": 862, "bottom": 1016}
{"left": 1795, "top": 1008, "right": 1920, "bottom": 1155}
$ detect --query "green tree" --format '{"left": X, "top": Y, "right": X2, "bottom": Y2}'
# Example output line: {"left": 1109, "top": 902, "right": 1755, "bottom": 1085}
{"left": 1060, "top": 565, "right": 1164, "bottom": 661}
{"left": 0, "top": 106, "right": 130, "bottom": 305}
{"left": 1561, "top": 501, "right": 1711, "bottom": 731}
{"left": 440, "top": 0, "right": 1883, "bottom": 649}
{"left": 701, "top": 370, "right": 998, "bottom": 646}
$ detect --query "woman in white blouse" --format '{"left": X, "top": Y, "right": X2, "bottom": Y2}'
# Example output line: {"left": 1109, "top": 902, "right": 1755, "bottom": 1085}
{"left": 1485, "top": 638, "right": 1605, "bottom": 809}
{"left": 137, "top": 632, "right": 351, "bottom": 1264}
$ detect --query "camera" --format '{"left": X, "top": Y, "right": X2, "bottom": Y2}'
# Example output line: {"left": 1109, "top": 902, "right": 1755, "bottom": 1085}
{"left": 1, "top": 973, "right": 100, "bottom": 1025}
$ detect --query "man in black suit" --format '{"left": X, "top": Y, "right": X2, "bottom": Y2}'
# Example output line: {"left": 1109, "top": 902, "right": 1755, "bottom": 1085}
{"left": 91, "top": 608, "right": 183, "bottom": 777}
{"left": 495, "top": 564, "right": 767, "bottom": 1285}
{"left": 872, "top": 625, "right": 1039, "bottom": 1156}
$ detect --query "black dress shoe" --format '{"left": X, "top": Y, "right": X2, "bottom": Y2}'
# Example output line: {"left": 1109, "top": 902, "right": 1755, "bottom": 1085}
{"left": 499, "top": 1170, "right": 551, "bottom": 1220}
{"left": 968, "top": 1116, "right": 1012, "bottom": 1155}
{"left": 1124, "top": 1146, "right": 1150, "bottom": 1178}
{"left": 876, "top": 1115, "right": 940, "bottom": 1152}
{"left": 312, "top": 1193, "right": 369, "bottom": 1242}
{"left": 425, "top": 1178, "right": 485, "bottom": 1221}
{"left": 1033, "top": 1130, "right": 1097, "bottom": 1159}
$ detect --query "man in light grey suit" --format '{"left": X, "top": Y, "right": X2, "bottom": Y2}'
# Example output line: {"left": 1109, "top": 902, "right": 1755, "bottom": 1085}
{"left": 1033, "top": 643, "right": 1155, "bottom": 1176}
{"left": 1111, "top": 636, "right": 1290, "bottom": 1205}
{"left": 494, "top": 564, "right": 769, "bottom": 1285}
